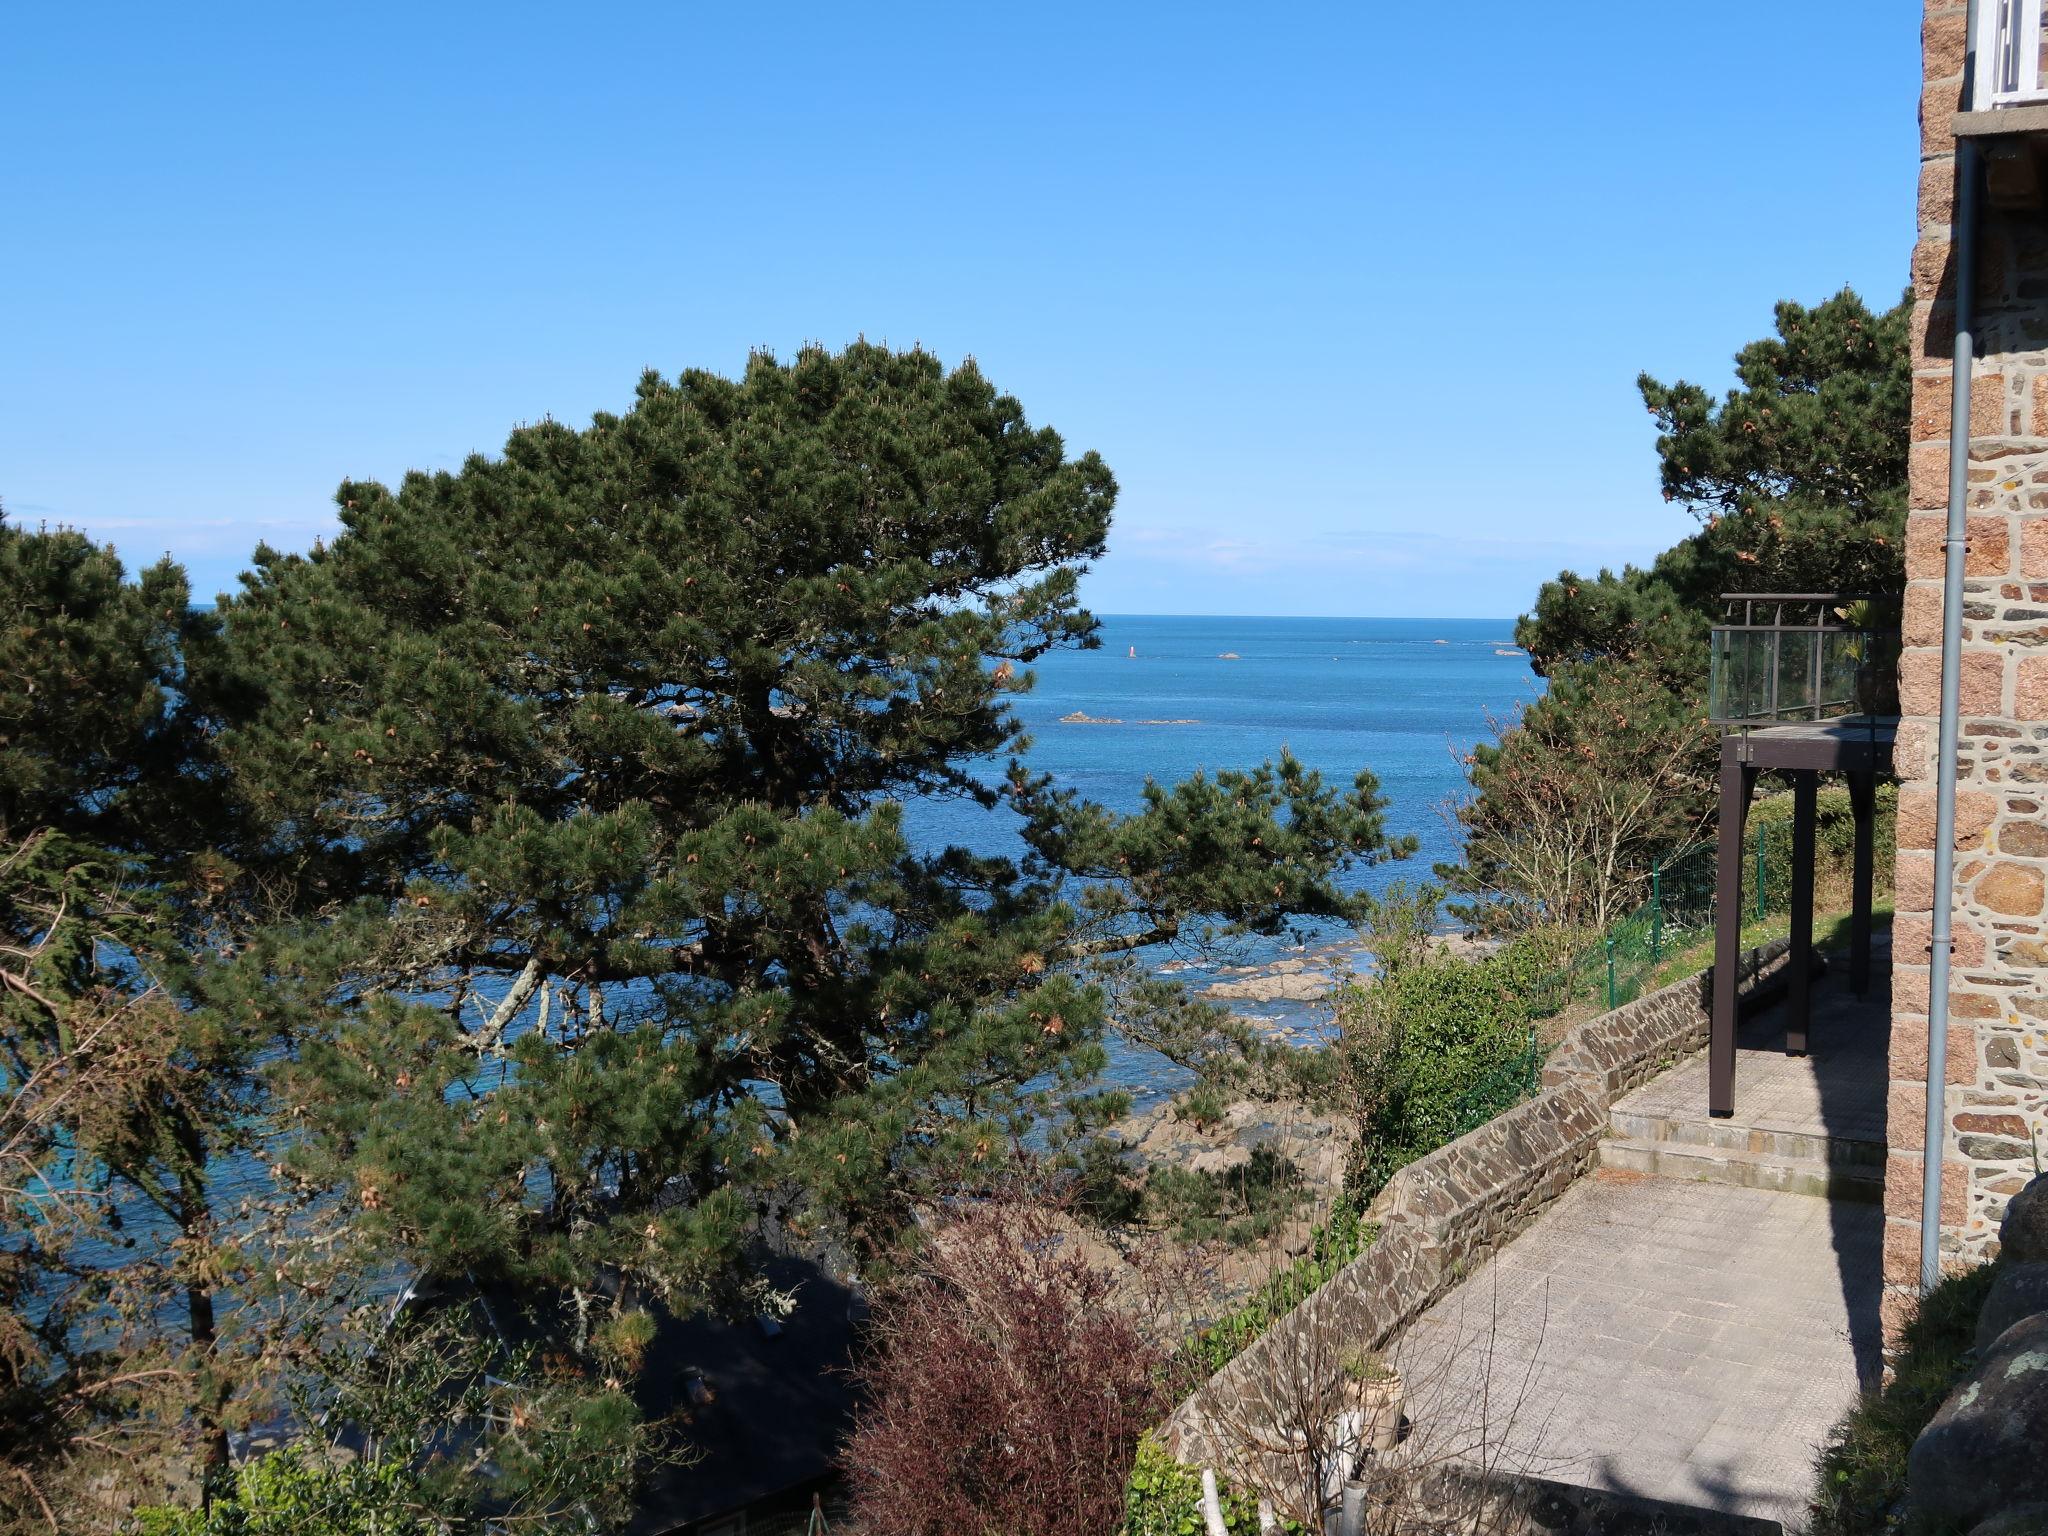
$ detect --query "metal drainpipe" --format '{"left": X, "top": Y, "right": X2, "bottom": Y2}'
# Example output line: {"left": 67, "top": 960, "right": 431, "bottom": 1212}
{"left": 1923, "top": 45, "right": 1980, "bottom": 1292}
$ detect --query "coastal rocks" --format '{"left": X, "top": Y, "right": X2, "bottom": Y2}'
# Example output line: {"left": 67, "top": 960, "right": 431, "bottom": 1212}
{"left": 1978, "top": 1262, "right": 2048, "bottom": 1352}
{"left": 1206, "top": 958, "right": 1340, "bottom": 1005}
{"left": 1113, "top": 1096, "right": 1350, "bottom": 1202}
{"left": 1908, "top": 1311, "right": 2048, "bottom": 1530}
{"left": 1057, "top": 711, "right": 1200, "bottom": 725}
{"left": 1195, "top": 934, "right": 1500, "bottom": 1012}
{"left": 2001, "top": 1172, "right": 2048, "bottom": 1263}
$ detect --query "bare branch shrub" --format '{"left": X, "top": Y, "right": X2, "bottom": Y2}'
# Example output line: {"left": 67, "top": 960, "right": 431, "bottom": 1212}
{"left": 843, "top": 1201, "right": 1168, "bottom": 1536}
{"left": 1181, "top": 1240, "right": 1568, "bottom": 1533}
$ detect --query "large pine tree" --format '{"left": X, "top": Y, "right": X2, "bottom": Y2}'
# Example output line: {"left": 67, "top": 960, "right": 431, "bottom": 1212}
{"left": 210, "top": 343, "right": 1406, "bottom": 1318}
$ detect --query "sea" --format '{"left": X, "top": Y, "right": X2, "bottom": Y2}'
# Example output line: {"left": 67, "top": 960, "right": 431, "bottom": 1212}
{"left": 902, "top": 614, "right": 1540, "bottom": 1113}
{"left": 44, "top": 612, "right": 1541, "bottom": 1282}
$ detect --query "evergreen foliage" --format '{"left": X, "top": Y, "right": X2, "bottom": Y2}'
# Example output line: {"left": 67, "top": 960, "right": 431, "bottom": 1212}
{"left": 1332, "top": 932, "right": 1559, "bottom": 1197}
{"left": 133, "top": 1450, "right": 439, "bottom": 1536}
{"left": 208, "top": 342, "right": 1407, "bottom": 1314}
{"left": 0, "top": 512, "right": 270, "bottom": 1514}
{"left": 0, "top": 348, "right": 1412, "bottom": 1526}
{"left": 1447, "top": 289, "right": 1910, "bottom": 929}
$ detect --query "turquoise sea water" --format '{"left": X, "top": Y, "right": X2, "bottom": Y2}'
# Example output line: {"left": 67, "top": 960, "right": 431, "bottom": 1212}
{"left": 902, "top": 613, "right": 1540, "bottom": 1110}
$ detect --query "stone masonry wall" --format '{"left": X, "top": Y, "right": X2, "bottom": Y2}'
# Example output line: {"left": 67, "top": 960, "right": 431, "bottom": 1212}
{"left": 1893, "top": 0, "right": 2048, "bottom": 1332}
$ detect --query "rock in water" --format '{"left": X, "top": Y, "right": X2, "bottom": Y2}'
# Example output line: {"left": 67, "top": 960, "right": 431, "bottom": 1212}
{"left": 2003, "top": 1173, "right": 2048, "bottom": 1264}
{"left": 1978, "top": 1262, "right": 2048, "bottom": 1354}
{"left": 1909, "top": 1311, "right": 2048, "bottom": 1529}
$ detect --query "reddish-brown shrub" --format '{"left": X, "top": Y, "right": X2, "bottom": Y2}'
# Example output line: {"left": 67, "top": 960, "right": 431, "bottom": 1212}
{"left": 842, "top": 1204, "right": 1166, "bottom": 1536}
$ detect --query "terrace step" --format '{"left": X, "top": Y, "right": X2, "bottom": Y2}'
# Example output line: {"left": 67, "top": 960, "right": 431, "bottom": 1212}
{"left": 1598, "top": 1134, "right": 1884, "bottom": 1203}
{"left": 1607, "top": 1107, "right": 1886, "bottom": 1170}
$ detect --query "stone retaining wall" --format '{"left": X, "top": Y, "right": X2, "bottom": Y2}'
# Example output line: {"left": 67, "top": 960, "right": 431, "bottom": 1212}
{"left": 1162, "top": 939, "right": 1793, "bottom": 1467}
{"left": 1540, "top": 937, "right": 1794, "bottom": 1102}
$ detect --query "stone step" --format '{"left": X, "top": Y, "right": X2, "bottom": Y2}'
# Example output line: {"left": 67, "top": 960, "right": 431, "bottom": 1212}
{"left": 1598, "top": 1134, "right": 1885, "bottom": 1203}
{"left": 1607, "top": 1108, "right": 1887, "bottom": 1169}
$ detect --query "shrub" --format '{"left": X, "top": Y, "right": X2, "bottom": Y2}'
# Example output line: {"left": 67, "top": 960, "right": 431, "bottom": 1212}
{"left": 1144, "top": 1145, "right": 1305, "bottom": 1247}
{"left": 844, "top": 1203, "right": 1168, "bottom": 1536}
{"left": 1809, "top": 1263, "right": 1997, "bottom": 1536}
{"left": 1122, "top": 1434, "right": 1264, "bottom": 1536}
{"left": 1748, "top": 782, "right": 1898, "bottom": 916}
{"left": 1332, "top": 935, "right": 1552, "bottom": 1199}
{"left": 133, "top": 1449, "right": 436, "bottom": 1536}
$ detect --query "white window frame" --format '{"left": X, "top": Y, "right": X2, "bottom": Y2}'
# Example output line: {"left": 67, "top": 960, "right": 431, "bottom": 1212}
{"left": 1973, "top": 0, "right": 2048, "bottom": 109}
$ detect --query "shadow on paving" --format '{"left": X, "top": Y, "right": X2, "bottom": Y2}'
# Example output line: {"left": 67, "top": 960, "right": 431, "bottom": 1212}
{"left": 1388, "top": 935, "right": 1894, "bottom": 1530}
{"left": 1719, "top": 932, "right": 1891, "bottom": 1388}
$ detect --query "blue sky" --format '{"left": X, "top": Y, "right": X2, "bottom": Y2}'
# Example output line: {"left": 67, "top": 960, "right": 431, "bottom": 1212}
{"left": 2, "top": 2, "right": 1918, "bottom": 618}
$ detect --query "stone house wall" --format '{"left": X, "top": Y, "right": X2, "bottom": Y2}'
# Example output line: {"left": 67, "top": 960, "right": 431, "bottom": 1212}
{"left": 1892, "top": 0, "right": 2048, "bottom": 1330}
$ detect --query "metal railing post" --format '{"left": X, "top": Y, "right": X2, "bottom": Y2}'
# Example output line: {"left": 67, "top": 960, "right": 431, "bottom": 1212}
{"left": 1651, "top": 860, "right": 1664, "bottom": 962}
{"left": 1605, "top": 936, "right": 1617, "bottom": 1010}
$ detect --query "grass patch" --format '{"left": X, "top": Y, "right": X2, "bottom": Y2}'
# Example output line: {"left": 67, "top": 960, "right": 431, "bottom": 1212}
{"left": 1171, "top": 1205, "right": 1374, "bottom": 1382}
{"left": 1809, "top": 1263, "right": 1997, "bottom": 1536}
{"left": 1641, "top": 902, "right": 1895, "bottom": 995}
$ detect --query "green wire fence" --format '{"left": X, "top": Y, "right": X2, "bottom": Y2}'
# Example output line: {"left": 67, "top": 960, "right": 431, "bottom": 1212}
{"left": 1522, "top": 844, "right": 1716, "bottom": 1020}
{"left": 1523, "top": 781, "right": 1898, "bottom": 1020}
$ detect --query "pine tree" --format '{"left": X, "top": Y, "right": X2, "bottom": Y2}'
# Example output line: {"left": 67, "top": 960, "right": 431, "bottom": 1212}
{"left": 1447, "top": 289, "right": 1909, "bottom": 929}
{"left": 1516, "top": 287, "right": 1908, "bottom": 675}
{"left": 0, "top": 514, "right": 258, "bottom": 1517}
{"left": 208, "top": 343, "right": 1408, "bottom": 1321}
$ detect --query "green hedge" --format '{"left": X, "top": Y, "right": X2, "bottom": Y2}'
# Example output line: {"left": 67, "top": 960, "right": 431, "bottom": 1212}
{"left": 135, "top": 1449, "right": 436, "bottom": 1536}
{"left": 1340, "top": 932, "right": 1557, "bottom": 1195}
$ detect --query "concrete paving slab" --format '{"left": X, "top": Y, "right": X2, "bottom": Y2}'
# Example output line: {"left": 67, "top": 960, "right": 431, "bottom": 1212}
{"left": 1390, "top": 1171, "right": 1881, "bottom": 1532}
{"left": 1612, "top": 951, "right": 1889, "bottom": 1151}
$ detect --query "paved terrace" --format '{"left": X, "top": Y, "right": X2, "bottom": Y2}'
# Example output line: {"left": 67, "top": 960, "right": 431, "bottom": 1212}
{"left": 1389, "top": 958, "right": 1888, "bottom": 1532}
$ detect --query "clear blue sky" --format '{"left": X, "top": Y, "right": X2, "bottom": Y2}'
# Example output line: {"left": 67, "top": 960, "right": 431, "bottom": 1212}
{"left": 2, "top": 2, "right": 1918, "bottom": 618}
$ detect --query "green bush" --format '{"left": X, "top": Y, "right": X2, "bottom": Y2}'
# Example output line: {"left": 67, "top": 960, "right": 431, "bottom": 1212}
{"left": 1747, "top": 782, "right": 1898, "bottom": 917}
{"left": 1335, "top": 934, "right": 1553, "bottom": 1198}
{"left": 1144, "top": 1145, "right": 1305, "bottom": 1247}
{"left": 1179, "top": 1082, "right": 1230, "bottom": 1131}
{"left": 1122, "top": 1434, "right": 1265, "bottom": 1535}
{"left": 134, "top": 1448, "right": 437, "bottom": 1536}
{"left": 1809, "top": 1263, "right": 1997, "bottom": 1536}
